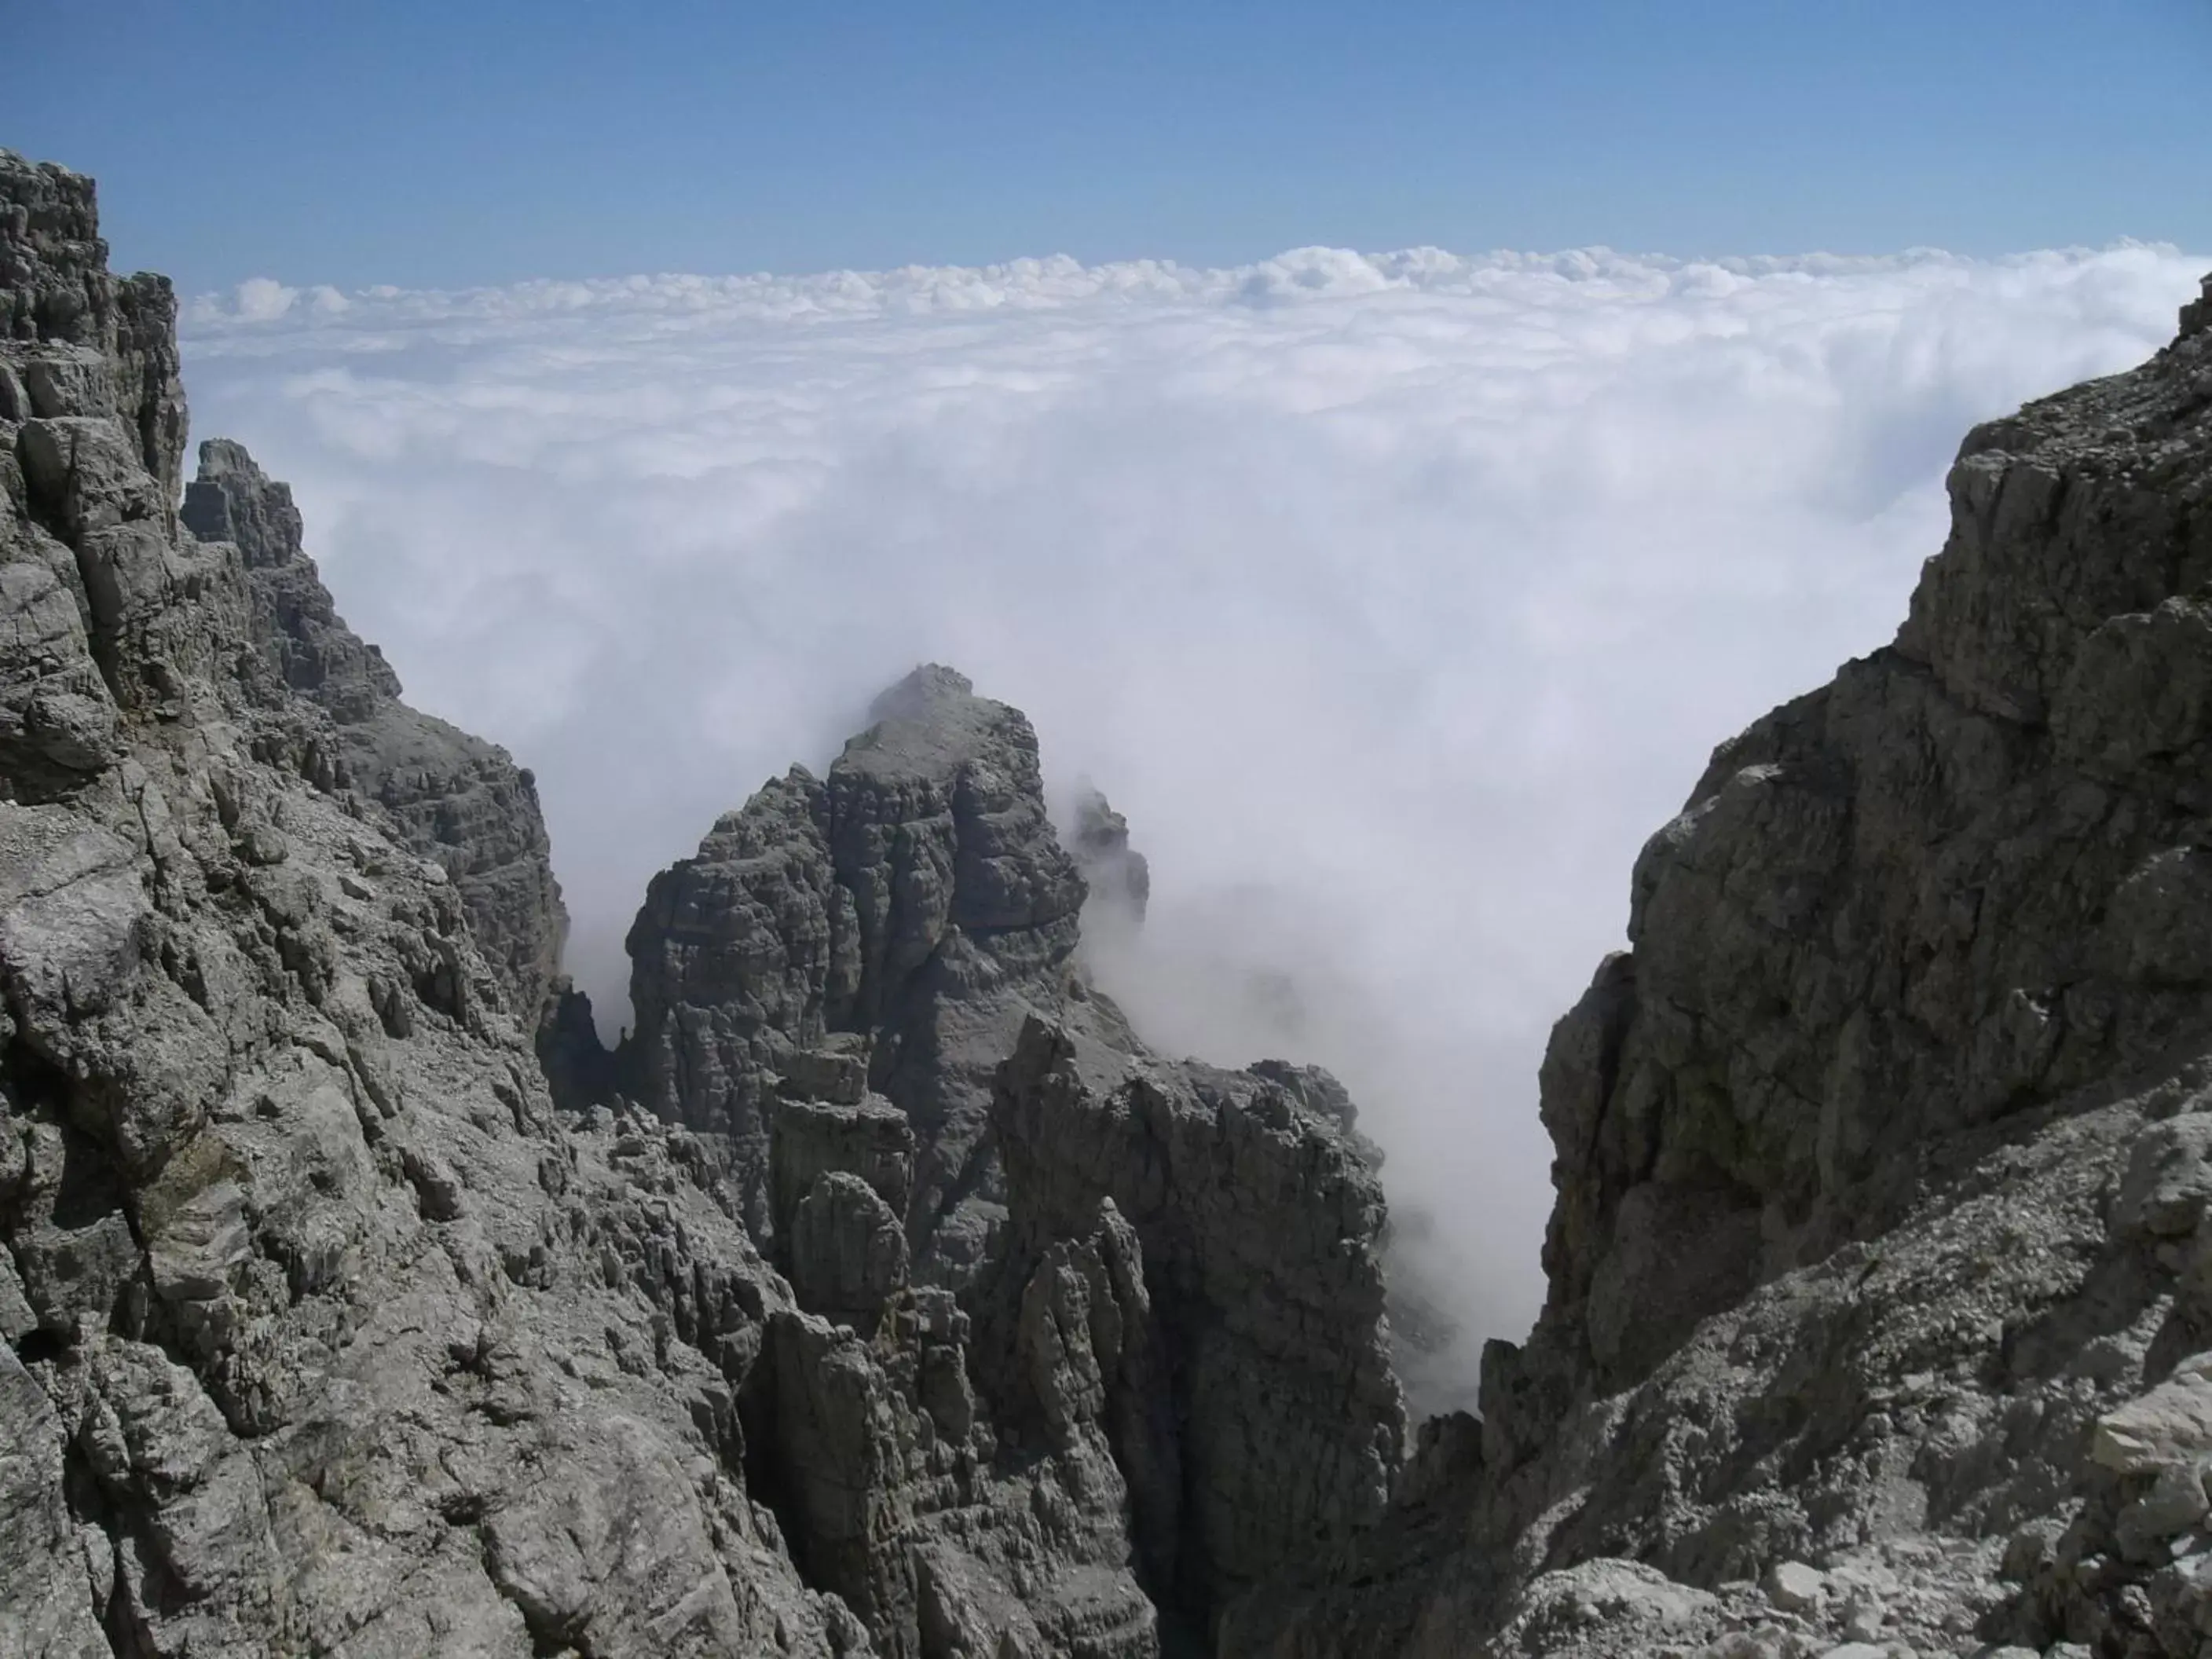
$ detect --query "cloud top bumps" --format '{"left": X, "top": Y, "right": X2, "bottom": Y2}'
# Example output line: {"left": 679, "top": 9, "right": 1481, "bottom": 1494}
{"left": 181, "top": 240, "right": 2208, "bottom": 1366}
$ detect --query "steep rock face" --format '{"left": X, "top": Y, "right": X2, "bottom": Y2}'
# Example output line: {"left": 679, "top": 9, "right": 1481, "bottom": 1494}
{"left": 739, "top": 1048, "right": 1166, "bottom": 1659}
{"left": 624, "top": 663, "right": 1113, "bottom": 1280}
{"left": 1531, "top": 271, "right": 2212, "bottom": 1394}
{"left": 0, "top": 154, "right": 185, "bottom": 804}
{"left": 981, "top": 1019, "right": 1405, "bottom": 1628}
{"left": 2, "top": 148, "right": 1408, "bottom": 1659}
{"left": 1072, "top": 785, "right": 1151, "bottom": 935}
{"left": 0, "top": 147, "right": 872, "bottom": 1657}
{"left": 624, "top": 671, "right": 1410, "bottom": 1644}
{"left": 180, "top": 439, "right": 568, "bottom": 1020}
{"left": 0, "top": 151, "right": 184, "bottom": 514}
{"left": 1230, "top": 276, "right": 2212, "bottom": 1656}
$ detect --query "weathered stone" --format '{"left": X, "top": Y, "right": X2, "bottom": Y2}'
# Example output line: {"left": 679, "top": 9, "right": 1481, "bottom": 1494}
{"left": 1220, "top": 227, "right": 2212, "bottom": 1659}
{"left": 788, "top": 1170, "right": 909, "bottom": 1329}
{"left": 1766, "top": 1559, "right": 1829, "bottom": 1614}
{"left": 986, "top": 1019, "right": 1404, "bottom": 1618}
{"left": 0, "top": 148, "right": 851, "bottom": 1657}
{"left": 0, "top": 1345, "right": 110, "bottom": 1657}
{"left": 624, "top": 664, "right": 1101, "bottom": 1282}
{"left": 180, "top": 437, "right": 566, "bottom": 1020}
{"left": 771, "top": 1090, "right": 916, "bottom": 1250}
{"left": 1, "top": 146, "right": 1406, "bottom": 1659}
{"left": 1071, "top": 784, "right": 1149, "bottom": 932}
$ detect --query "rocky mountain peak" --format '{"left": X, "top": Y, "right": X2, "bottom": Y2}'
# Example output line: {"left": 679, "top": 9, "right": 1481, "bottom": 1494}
{"left": 2182, "top": 273, "right": 2212, "bottom": 341}
{"left": 839, "top": 663, "right": 1057, "bottom": 812}
{"left": 843, "top": 664, "right": 1021, "bottom": 778}
{"left": 4, "top": 150, "right": 1393, "bottom": 1659}
{"left": 1, "top": 149, "right": 186, "bottom": 510}
{"left": 15, "top": 139, "right": 2212, "bottom": 1659}
{"left": 622, "top": 660, "right": 1094, "bottom": 1276}
{"left": 873, "top": 659, "right": 972, "bottom": 706}
{"left": 609, "top": 654, "right": 1406, "bottom": 1640}
{"left": 1073, "top": 782, "right": 1151, "bottom": 931}
{"left": 181, "top": 436, "right": 306, "bottom": 570}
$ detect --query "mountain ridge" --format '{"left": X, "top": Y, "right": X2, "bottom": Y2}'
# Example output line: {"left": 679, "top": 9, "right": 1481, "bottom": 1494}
{"left": 9, "top": 141, "right": 2212, "bottom": 1659}
{"left": 0, "top": 147, "right": 1401, "bottom": 1659}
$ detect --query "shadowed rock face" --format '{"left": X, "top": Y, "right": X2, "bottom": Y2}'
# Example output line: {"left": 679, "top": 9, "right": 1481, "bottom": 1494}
{"left": 980, "top": 1018, "right": 1406, "bottom": 1624}
{"left": 621, "top": 663, "right": 1409, "bottom": 1644}
{"left": 1225, "top": 279, "right": 2212, "bottom": 1657}
{"left": 621, "top": 661, "right": 1104, "bottom": 1280}
{"left": 0, "top": 148, "right": 1405, "bottom": 1659}
{"left": 1073, "top": 784, "right": 1151, "bottom": 933}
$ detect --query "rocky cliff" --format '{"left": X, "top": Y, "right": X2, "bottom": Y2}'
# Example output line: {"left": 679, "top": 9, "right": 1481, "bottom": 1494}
{"left": 0, "top": 145, "right": 857, "bottom": 1658}
{"left": 613, "top": 663, "right": 1408, "bottom": 1639}
{"left": 617, "top": 662, "right": 1105, "bottom": 1284}
{"left": 177, "top": 439, "right": 568, "bottom": 1020}
{"left": 0, "top": 150, "right": 1404, "bottom": 1658}
{"left": 1225, "top": 276, "right": 2212, "bottom": 1657}
{"left": 15, "top": 137, "right": 2212, "bottom": 1659}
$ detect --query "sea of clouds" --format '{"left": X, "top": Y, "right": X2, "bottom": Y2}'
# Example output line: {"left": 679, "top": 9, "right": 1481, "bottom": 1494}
{"left": 179, "top": 241, "right": 2208, "bottom": 1389}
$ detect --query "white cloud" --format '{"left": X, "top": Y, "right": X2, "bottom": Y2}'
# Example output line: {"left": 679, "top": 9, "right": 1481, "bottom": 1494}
{"left": 229, "top": 276, "right": 298, "bottom": 321}
{"left": 178, "top": 240, "right": 2209, "bottom": 1384}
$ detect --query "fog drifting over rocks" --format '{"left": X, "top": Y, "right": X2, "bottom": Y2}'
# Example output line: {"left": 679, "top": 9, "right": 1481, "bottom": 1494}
{"left": 178, "top": 241, "right": 2207, "bottom": 1357}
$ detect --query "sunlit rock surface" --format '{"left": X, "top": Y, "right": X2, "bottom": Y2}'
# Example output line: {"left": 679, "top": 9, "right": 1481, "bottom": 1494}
{"left": 0, "top": 148, "right": 1403, "bottom": 1659}
{"left": 13, "top": 136, "right": 2212, "bottom": 1659}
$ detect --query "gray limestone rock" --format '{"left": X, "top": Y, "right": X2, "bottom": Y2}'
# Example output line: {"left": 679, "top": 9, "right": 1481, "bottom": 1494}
{"left": 1, "top": 147, "right": 1406, "bottom": 1659}
{"left": 624, "top": 663, "right": 1409, "bottom": 1643}
{"left": 983, "top": 1017, "right": 1406, "bottom": 1628}
{"left": 1224, "top": 263, "right": 2212, "bottom": 1657}
{"left": 0, "top": 149, "right": 853, "bottom": 1658}
{"left": 752, "top": 1292, "right": 1163, "bottom": 1659}
{"left": 180, "top": 438, "right": 567, "bottom": 1021}
{"left": 788, "top": 1170, "right": 910, "bottom": 1328}
{"left": 1072, "top": 783, "right": 1150, "bottom": 932}
{"left": 771, "top": 1087, "right": 917, "bottom": 1250}
{"left": 623, "top": 664, "right": 1112, "bottom": 1281}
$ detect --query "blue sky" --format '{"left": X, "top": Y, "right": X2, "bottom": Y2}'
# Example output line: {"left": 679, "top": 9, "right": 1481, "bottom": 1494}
{"left": 12, "top": 0, "right": 2210, "bottom": 292}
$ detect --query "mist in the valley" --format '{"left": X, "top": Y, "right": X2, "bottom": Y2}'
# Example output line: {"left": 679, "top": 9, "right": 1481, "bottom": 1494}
{"left": 176, "top": 243, "right": 2207, "bottom": 1379}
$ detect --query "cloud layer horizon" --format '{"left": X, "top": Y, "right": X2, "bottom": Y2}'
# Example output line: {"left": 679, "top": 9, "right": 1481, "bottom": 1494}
{"left": 177, "top": 239, "right": 2210, "bottom": 1392}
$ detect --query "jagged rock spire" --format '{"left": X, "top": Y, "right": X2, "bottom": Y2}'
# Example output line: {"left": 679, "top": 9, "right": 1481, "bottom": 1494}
{"left": 622, "top": 661, "right": 1093, "bottom": 1274}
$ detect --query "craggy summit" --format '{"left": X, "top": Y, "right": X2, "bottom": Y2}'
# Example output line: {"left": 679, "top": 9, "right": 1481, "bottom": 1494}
{"left": 7, "top": 144, "right": 2212, "bottom": 1659}
{"left": 0, "top": 148, "right": 1397, "bottom": 1657}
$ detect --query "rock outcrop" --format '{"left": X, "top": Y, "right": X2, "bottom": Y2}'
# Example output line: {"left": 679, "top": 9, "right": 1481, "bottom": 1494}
{"left": 620, "top": 666, "right": 1409, "bottom": 1645}
{"left": 178, "top": 438, "right": 567, "bottom": 1020}
{"left": 1072, "top": 785, "right": 1150, "bottom": 935}
{"left": 30, "top": 134, "right": 2212, "bottom": 1659}
{"left": 1, "top": 148, "right": 1404, "bottom": 1658}
{"left": 621, "top": 663, "right": 1125, "bottom": 1282}
{"left": 980, "top": 1020, "right": 1404, "bottom": 1627}
{"left": 1225, "top": 269, "right": 2212, "bottom": 1655}
{"left": 0, "top": 145, "right": 866, "bottom": 1657}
